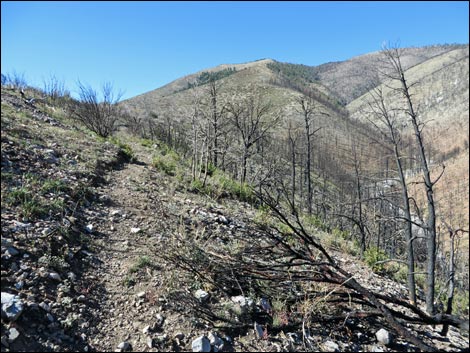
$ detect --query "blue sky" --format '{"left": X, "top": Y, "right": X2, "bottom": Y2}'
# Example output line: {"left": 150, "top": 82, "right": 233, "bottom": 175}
{"left": 1, "top": 1, "right": 468, "bottom": 100}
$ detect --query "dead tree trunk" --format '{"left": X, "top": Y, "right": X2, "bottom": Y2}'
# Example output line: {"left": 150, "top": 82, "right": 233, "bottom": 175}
{"left": 381, "top": 45, "right": 439, "bottom": 314}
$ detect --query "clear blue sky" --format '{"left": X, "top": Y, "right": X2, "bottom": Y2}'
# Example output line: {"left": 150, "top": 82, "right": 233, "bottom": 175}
{"left": 1, "top": 1, "right": 468, "bottom": 100}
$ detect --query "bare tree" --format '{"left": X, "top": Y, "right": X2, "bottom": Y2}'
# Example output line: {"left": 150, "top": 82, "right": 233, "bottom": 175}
{"left": 296, "top": 96, "right": 323, "bottom": 215}
{"left": 380, "top": 44, "right": 443, "bottom": 314}
{"left": 69, "top": 81, "right": 123, "bottom": 138}
{"left": 5, "top": 70, "right": 28, "bottom": 91}
{"left": 227, "top": 92, "right": 280, "bottom": 184}
{"left": 366, "top": 85, "right": 417, "bottom": 305}
{"left": 42, "top": 74, "right": 69, "bottom": 103}
{"left": 206, "top": 79, "right": 228, "bottom": 168}
{"left": 287, "top": 120, "right": 301, "bottom": 214}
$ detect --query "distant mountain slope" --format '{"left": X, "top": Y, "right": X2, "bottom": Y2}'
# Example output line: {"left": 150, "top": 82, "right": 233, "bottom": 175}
{"left": 122, "top": 44, "right": 468, "bottom": 193}
{"left": 347, "top": 45, "right": 469, "bottom": 233}
{"left": 348, "top": 45, "right": 469, "bottom": 163}
{"left": 267, "top": 44, "right": 466, "bottom": 105}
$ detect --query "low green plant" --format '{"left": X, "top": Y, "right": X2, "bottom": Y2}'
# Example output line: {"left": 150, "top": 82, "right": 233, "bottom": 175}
{"left": 41, "top": 179, "right": 69, "bottom": 195}
{"left": 129, "top": 255, "right": 153, "bottom": 273}
{"left": 153, "top": 154, "right": 177, "bottom": 175}
{"left": 123, "top": 274, "right": 136, "bottom": 287}
{"left": 108, "top": 136, "right": 136, "bottom": 161}
{"left": 303, "top": 214, "right": 329, "bottom": 232}
{"left": 140, "top": 138, "right": 154, "bottom": 148}
{"left": 272, "top": 298, "right": 290, "bottom": 328}
{"left": 364, "top": 246, "right": 388, "bottom": 273}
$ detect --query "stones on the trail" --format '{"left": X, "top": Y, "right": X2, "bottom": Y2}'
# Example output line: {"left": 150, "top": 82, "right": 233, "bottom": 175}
{"left": 259, "top": 297, "right": 272, "bottom": 313}
{"left": 39, "top": 301, "right": 51, "bottom": 312}
{"left": 117, "top": 341, "right": 132, "bottom": 351}
{"left": 155, "top": 334, "right": 168, "bottom": 344}
{"left": 146, "top": 337, "right": 154, "bottom": 348}
{"left": 49, "top": 272, "right": 62, "bottom": 281}
{"left": 1, "top": 292, "right": 24, "bottom": 321}
{"left": 194, "top": 289, "right": 210, "bottom": 303}
{"left": 130, "top": 227, "right": 141, "bottom": 234}
{"left": 174, "top": 332, "right": 185, "bottom": 341}
{"left": 208, "top": 332, "right": 224, "bottom": 351}
{"left": 77, "top": 295, "right": 86, "bottom": 302}
{"left": 191, "top": 335, "right": 211, "bottom": 352}
{"left": 110, "top": 209, "right": 122, "bottom": 216}
{"left": 155, "top": 313, "right": 165, "bottom": 327}
{"left": 254, "top": 322, "right": 265, "bottom": 339}
{"left": 231, "top": 295, "right": 254, "bottom": 312}
{"left": 6, "top": 246, "right": 20, "bottom": 257}
{"left": 322, "top": 340, "right": 340, "bottom": 352}
{"left": 376, "top": 328, "right": 393, "bottom": 346}
{"left": 136, "top": 291, "right": 146, "bottom": 299}
{"left": 217, "top": 215, "right": 229, "bottom": 225}
{"left": 8, "top": 327, "right": 20, "bottom": 343}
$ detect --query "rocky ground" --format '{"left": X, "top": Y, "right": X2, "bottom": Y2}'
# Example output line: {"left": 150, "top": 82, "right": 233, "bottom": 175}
{"left": 1, "top": 88, "right": 469, "bottom": 352}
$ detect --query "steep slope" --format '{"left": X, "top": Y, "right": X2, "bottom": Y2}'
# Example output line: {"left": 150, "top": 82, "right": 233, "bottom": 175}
{"left": 121, "top": 54, "right": 385, "bottom": 187}
{"left": 347, "top": 46, "right": 469, "bottom": 236}
{"left": 123, "top": 59, "right": 276, "bottom": 116}
{"left": 312, "top": 44, "right": 465, "bottom": 104}
{"left": 2, "top": 85, "right": 469, "bottom": 352}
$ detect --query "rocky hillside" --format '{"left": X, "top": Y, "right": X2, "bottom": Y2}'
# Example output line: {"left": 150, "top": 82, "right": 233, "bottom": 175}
{"left": 1, "top": 85, "right": 469, "bottom": 353}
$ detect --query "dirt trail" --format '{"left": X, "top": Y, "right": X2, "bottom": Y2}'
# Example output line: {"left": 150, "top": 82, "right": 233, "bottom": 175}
{"left": 86, "top": 143, "right": 173, "bottom": 352}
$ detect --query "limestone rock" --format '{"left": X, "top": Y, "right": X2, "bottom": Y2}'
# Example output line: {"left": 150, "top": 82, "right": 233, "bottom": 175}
{"left": 192, "top": 335, "right": 211, "bottom": 352}
{"left": 376, "top": 328, "right": 393, "bottom": 346}
{"left": 1, "top": 292, "right": 24, "bottom": 321}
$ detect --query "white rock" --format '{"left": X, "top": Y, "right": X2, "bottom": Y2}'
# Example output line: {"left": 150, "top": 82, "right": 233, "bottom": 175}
{"left": 218, "top": 215, "right": 228, "bottom": 224}
{"left": 49, "top": 272, "right": 62, "bottom": 281}
{"left": 39, "top": 302, "right": 51, "bottom": 312}
{"left": 77, "top": 295, "right": 86, "bottom": 302}
{"left": 85, "top": 224, "right": 93, "bottom": 233}
{"left": 208, "top": 331, "right": 223, "bottom": 347}
{"left": 195, "top": 289, "right": 210, "bottom": 303}
{"left": 155, "top": 313, "right": 165, "bottom": 326}
{"left": 191, "top": 335, "right": 211, "bottom": 352}
{"left": 8, "top": 327, "right": 20, "bottom": 342}
{"left": 231, "top": 295, "right": 254, "bottom": 311}
{"left": 110, "top": 209, "right": 122, "bottom": 216}
{"left": 130, "top": 227, "right": 141, "bottom": 233}
{"left": 322, "top": 340, "right": 340, "bottom": 351}
{"left": 117, "top": 341, "right": 131, "bottom": 351}
{"left": 1, "top": 292, "right": 24, "bottom": 321}
{"left": 376, "top": 328, "right": 393, "bottom": 346}
{"left": 174, "top": 332, "right": 185, "bottom": 340}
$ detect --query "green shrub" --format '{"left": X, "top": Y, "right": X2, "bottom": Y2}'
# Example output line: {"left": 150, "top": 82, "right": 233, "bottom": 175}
{"left": 200, "top": 162, "right": 217, "bottom": 177}
{"left": 153, "top": 154, "right": 177, "bottom": 175}
{"left": 364, "top": 247, "right": 388, "bottom": 273}
{"left": 332, "top": 227, "right": 350, "bottom": 240}
{"left": 303, "top": 214, "right": 329, "bottom": 232}
{"left": 216, "top": 174, "right": 254, "bottom": 203}
{"left": 129, "top": 255, "right": 153, "bottom": 274}
{"left": 140, "top": 138, "right": 154, "bottom": 148}
{"left": 41, "top": 179, "right": 69, "bottom": 195}
{"left": 108, "top": 136, "right": 135, "bottom": 161}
